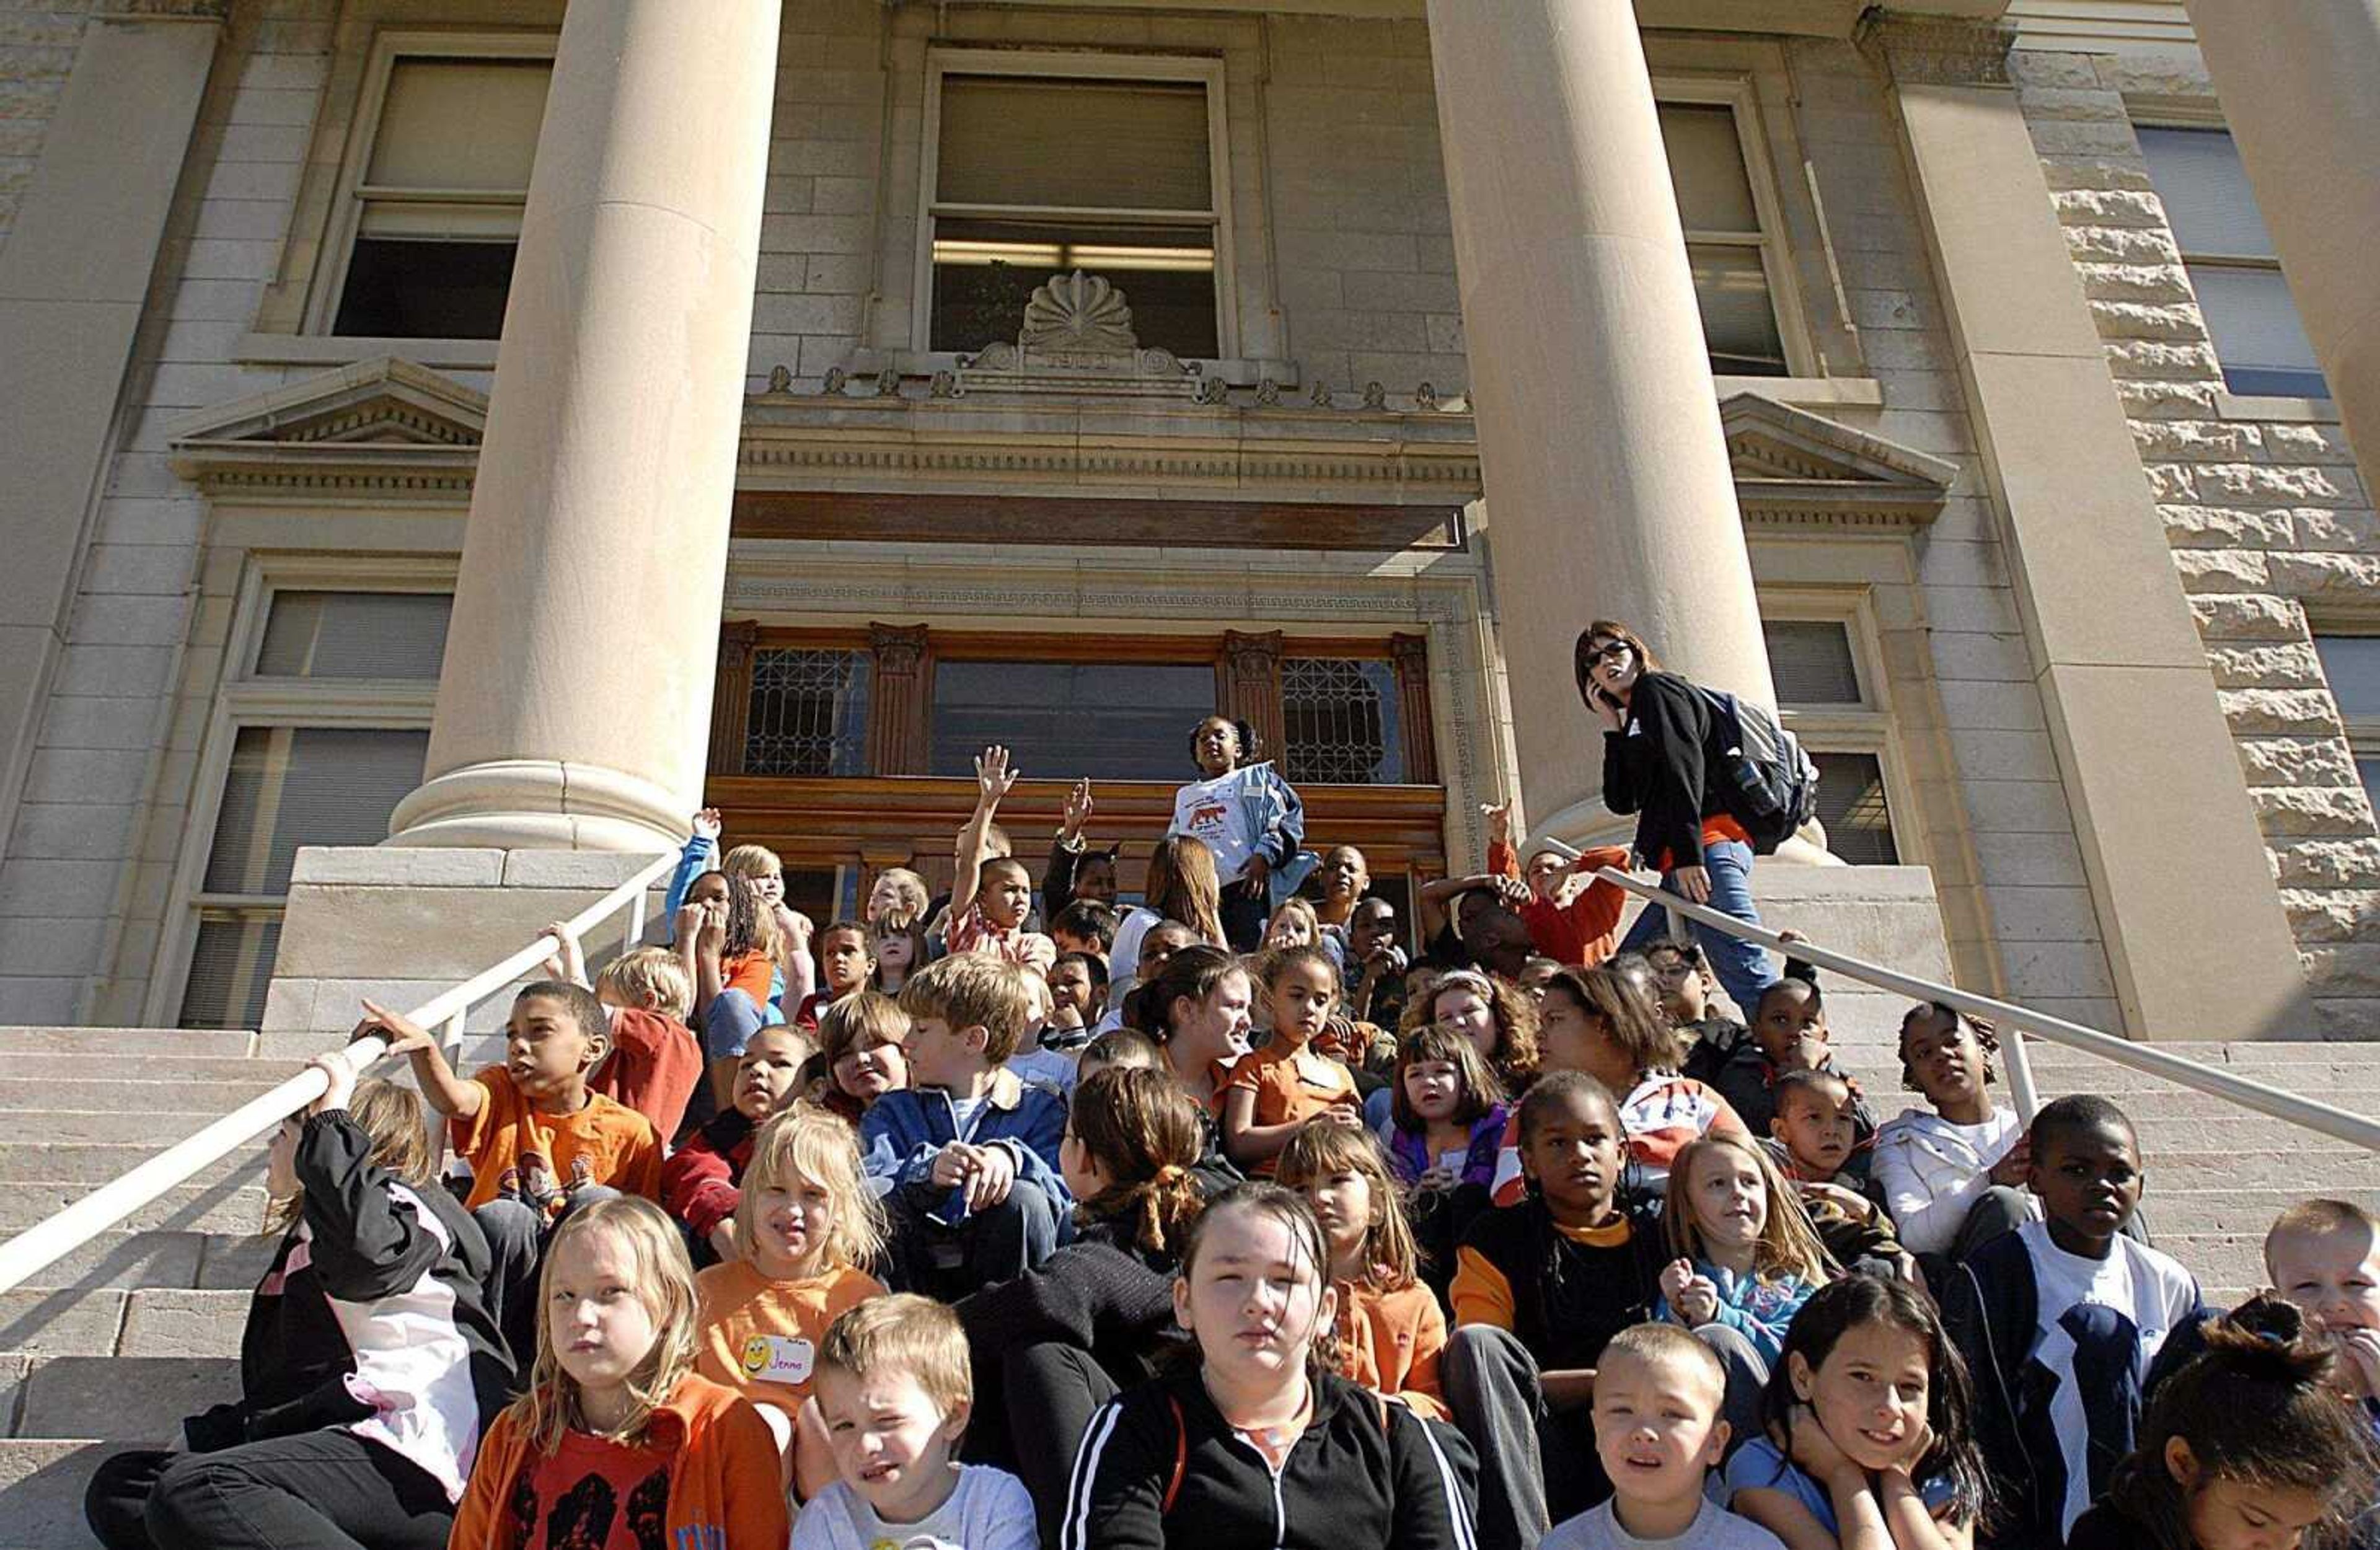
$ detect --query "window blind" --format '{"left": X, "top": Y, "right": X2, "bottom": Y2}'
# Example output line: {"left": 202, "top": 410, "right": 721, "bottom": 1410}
{"left": 255, "top": 591, "right": 452, "bottom": 680}
{"left": 201, "top": 726, "right": 431, "bottom": 896}
{"left": 937, "top": 75, "right": 1212, "bottom": 211}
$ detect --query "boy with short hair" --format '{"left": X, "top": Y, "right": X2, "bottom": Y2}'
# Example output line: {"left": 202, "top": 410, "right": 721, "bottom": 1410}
{"left": 1046, "top": 951, "right": 1108, "bottom": 1034}
{"left": 863, "top": 953, "right": 1069, "bottom": 1296}
{"left": 1712, "top": 977, "right": 1874, "bottom": 1141}
{"left": 661, "top": 1022, "right": 814, "bottom": 1263}
{"left": 796, "top": 1293, "right": 1036, "bottom": 1550}
{"left": 1544, "top": 1323, "right": 1784, "bottom": 1550}
{"left": 1049, "top": 899, "right": 1118, "bottom": 962}
{"left": 363, "top": 982, "right": 664, "bottom": 1363}
{"left": 1942, "top": 1094, "right": 2206, "bottom": 1549}
{"left": 2265, "top": 1198, "right": 2380, "bottom": 1402}
{"left": 1763, "top": 1069, "right": 1905, "bottom": 1279}
{"left": 584, "top": 944, "right": 704, "bottom": 1141}
{"left": 800, "top": 920, "right": 876, "bottom": 1028}
{"left": 946, "top": 746, "right": 1057, "bottom": 977}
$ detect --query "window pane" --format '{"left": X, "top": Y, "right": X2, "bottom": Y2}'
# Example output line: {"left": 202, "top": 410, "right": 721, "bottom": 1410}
{"left": 930, "top": 661, "right": 1216, "bottom": 781}
{"left": 201, "top": 726, "right": 431, "bottom": 895}
{"left": 2138, "top": 126, "right": 2276, "bottom": 258}
{"left": 332, "top": 237, "right": 516, "bottom": 338}
{"left": 366, "top": 58, "right": 551, "bottom": 192}
{"left": 2356, "top": 758, "right": 2380, "bottom": 814}
{"left": 1282, "top": 658, "right": 1405, "bottom": 785}
{"left": 930, "top": 218, "right": 1218, "bottom": 357}
{"left": 256, "top": 591, "right": 452, "bottom": 680}
{"left": 2314, "top": 636, "right": 2380, "bottom": 723}
{"left": 179, "top": 912, "right": 281, "bottom": 1031}
{"left": 1690, "top": 244, "right": 1786, "bottom": 375}
{"left": 1660, "top": 103, "right": 1761, "bottom": 234}
{"left": 2188, "top": 263, "right": 2328, "bottom": 399}
{"left": 1764, "top": 621, "right": 1862, "bottom": 705}
{"left": 744, "top": 650, "right": 871, "bottom": 777}
{"left": 1812, "top": 752, "right": 1897, "bottom": 866}
{"left": 938, "top": 76, "right": 1211, "bottom": 211}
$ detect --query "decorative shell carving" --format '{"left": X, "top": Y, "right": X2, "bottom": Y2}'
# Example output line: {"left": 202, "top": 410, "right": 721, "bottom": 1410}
{"left": 1416, "top": 382, "right": 1439, "bottom": 410}
{"left": 1020, "top": 270, "right": 1139, "bottom": 352}
{"left": 1310, "top": 381, "right": 1334, "bottom": 408}
{"left": 1255, "top": 377, "right": 1281, "bottom": 407}
{"left": 1362, "top": 381, "right": 1388, "bottom": 411}
{"left": 765, "top": 364, "right": 792, "bottom": 394}
{"left": 820, "top": 366, "right": 847, "bottom": 397}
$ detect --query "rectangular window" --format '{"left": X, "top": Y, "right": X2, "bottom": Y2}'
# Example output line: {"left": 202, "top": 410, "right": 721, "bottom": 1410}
{"left": 1282, "top": 658, "right": 1406, "bottom": 785}
{"left": 181, "top": 726, "right": 431, "bottom": 1029}
{"left": 2313, "top": 635, "right": 2380, "bottom": 812}
{"left": 2139, "top": 126, "right": 2327, "bottom": 399}
{"left": 928, "top": 659, "right": 1215, "bottom": 781}
{"left": 1762, "top": 620, "right": 1863, "bottom": 706}
{"left": 925, "top": 65, "right": 1223, "bottom": 359}
{"left": 175, "top": 588, "right": 447, "bottom": 1030}
{"left": 328, "top": 51, "right": 553, "bottom": 339}
{"left": 1810, "top": 751, "right": 1898, "bottom": 866}
{"left": 743, "top": 648, "right": 871, "bottom": 778}
{"left": 1659, "top": 101, "right": 1788, "bottom": 378}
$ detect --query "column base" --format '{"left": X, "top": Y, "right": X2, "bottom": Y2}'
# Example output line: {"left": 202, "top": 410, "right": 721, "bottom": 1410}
{"left": 1530, "top": 794, "right": 1842, "bottom": 867}
{"left": 385, "top": 759, "right": 688, "bottom": 853}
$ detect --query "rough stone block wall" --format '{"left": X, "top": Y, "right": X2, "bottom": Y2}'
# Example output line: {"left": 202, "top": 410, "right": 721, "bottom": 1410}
{"left": 2014, "top": 45, "right": 2380, "bottom": 1036}
{"left": 747, "top": 0, "right": 879, "bottom": 389}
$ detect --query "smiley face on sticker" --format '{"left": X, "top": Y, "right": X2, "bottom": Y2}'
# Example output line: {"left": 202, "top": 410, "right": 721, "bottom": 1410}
{"left": 740, "top": 1336, "right": 772, "bottom": 1376}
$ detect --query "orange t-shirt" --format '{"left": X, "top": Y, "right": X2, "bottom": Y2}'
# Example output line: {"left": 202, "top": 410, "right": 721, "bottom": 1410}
{"left": 1336, "top": 1279, "right": 1448, "bottom": 1420}
{"left": 1222, "top": 1043, "right": 1359, "bottom": 1174}
{"left": 692, "top": 1258, "right": 883, "bottom": 1407}
{"left": 721, "top": 950, "right": 774, "bottom": 1004}
{"left": 519, "top": 1429, "right": 671, "bottom": 1549}
{"left": 451, "top": 1067, "right": 664, "bottom": 1213}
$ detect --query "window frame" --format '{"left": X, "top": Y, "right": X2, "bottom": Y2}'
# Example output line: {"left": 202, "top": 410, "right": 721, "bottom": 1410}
{"left": 1651, "top": 73, "right": 1817, "bottom": 381}
{"left": 305, "top": 29, "right": 558, "bottom": 339}
{"left": 2309, "top": 625, "right": 2380, "bottom": 826}
{"left": 2131, "top": 109, "right": 2329, "bottom": 403}
{"left": 149, "top": 559, "right": 453, "bottom": 1029}
{"left": 912, "top": 47, "right": 1240, "bottom": 361}
{"left": 1757, "top": 591, "right": 1919, "bottom": 867}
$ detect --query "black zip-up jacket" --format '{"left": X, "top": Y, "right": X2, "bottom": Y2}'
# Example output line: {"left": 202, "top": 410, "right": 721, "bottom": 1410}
{"left": 957, "top": 1212, "right": 1188, "bottom": 1388}
{"left": 1060, "top": 1365, "right": 1476, "bottom": 1550}
{"left": 1600, "top": 669, "right": 1733, "bottom": 871}
{"left": 183, "top": 1112, "right": 514, "bottom": 1483}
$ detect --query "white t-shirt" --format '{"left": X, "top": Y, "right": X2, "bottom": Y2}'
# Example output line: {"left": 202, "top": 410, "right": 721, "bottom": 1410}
{"left": 1172, "top": 768, "right": 1262, "bottom": 884}
{"left": 2017, "top": 1218, "right": 2202, "bottom": 1536}
{"left": 1543, "top": 1497, "right": 1786, "bottom": 1550}
{"left": 791, "top": 1464, "right": 1038, "bottom": 1550}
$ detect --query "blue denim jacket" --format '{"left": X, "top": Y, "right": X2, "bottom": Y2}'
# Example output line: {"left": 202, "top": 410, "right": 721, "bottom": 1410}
{"left": 859, "top": 1068, "right": 1070, "bottom": 1220}
{"left": 1173, "top": 761, "right": 1317, "bottom": 908}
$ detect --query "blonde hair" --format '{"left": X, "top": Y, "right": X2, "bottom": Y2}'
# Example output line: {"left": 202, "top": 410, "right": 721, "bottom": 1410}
{"left": 734, "top": 1106, "right": 886, "bottom": 1274}
{"left": 1663, "top": 1134, "right": 1835, "bottom": 1287}
{"left": 1264, "top": 896, "right": 1321, "bottom": 948}
{"left": 1144, "top": 836, "right": 1227, "bottom": 948}
{"left": 897, "top": 953, "right": 1033, "bottom": 1063}
{"left": 1276, "top": 1120, "right": 1421, "bottom": 1292}
{"left": 510, "top": 1196, "right": 698, "bottom": 1452}
{"left": 2267, "top": 1197, "right": 2380, "bottom": 1277}
{"left": 596, "top": 946, "right": 694, "bottom": 1020}
{"left": 818, "top": 1293, "right": 972, "bottom": 1417}
{"left": 868, "top": 866, "right": 930, "bottom": 929}
{"left": 721, "top": 842, "right": 783, "bottom": 882}
{"left": 265, "top": 1078, "right": 437, "bottom": 1236}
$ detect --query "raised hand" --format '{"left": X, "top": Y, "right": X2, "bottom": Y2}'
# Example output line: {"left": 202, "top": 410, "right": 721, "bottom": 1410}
{"left": 1062, "top": 778, "right": 1095, "bottom": 843}
{"left": 975, "top": 744, "right": 1020, "bottom": 808}
{"left": 303, "top": 1052, "right": 356, "bottom": 1117}
{"left": 692, "top": 808, "right": 723, "bottom": 842}
{"left": 1481, "top": 799, "right": 1514, "bottom": 843}
{"left": 353, "top": 998, "right": 434, "bottom": 1058}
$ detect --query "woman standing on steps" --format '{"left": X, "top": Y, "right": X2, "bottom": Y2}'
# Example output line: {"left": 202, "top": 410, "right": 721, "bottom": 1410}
{"left": 1580, "top": 618, "right": 1781, "bottom": 1019}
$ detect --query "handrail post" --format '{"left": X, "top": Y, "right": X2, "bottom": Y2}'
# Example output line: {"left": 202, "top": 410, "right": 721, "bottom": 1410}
{"left": 1999, "top": 1029, "right": 2042, "bottom": 1125}
{"left": 622, "top": 879, "right": 647, "bottom": 956}
{"left": 441, "top": 1009, "right": 468, "bottom": 1059}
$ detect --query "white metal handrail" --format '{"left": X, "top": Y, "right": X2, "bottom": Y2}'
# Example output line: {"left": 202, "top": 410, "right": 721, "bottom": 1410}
{"left": 0, "top": 850, "right": 678, "bottom": 1295}
{"left": 1596, "top": 865, "right": 2380, "bottom": 1153}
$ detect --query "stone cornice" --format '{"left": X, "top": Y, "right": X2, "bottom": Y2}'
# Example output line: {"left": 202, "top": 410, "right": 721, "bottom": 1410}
{"left": 1860, "top": 11, "right": 2019, "bottom": 85}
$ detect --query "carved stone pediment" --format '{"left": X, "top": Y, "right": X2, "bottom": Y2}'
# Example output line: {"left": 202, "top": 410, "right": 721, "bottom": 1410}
{"left": 1721, "top": 392, "right": 1959, "bottom": 529}
{"left": 951, "top": 270, "right": 1206, "bottom": 401}
{"left": 167, "top": 357, "right": 485, "bottom": 498}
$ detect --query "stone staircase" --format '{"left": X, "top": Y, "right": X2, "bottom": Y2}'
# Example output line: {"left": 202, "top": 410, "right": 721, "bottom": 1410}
{"left": 0, "top": 1024, "right": 2368, "bottom": 1546}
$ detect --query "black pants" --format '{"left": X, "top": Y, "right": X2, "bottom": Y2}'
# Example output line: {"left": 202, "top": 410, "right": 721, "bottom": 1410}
{"left": 1003, "top": 1344, "right": 1122, "bottom": 1550}
{"left": 1220, "top": 879, "right": 1269, "bottom": 953}
{"left": 883, "top": 1182, "right": 1061, "bottom": 1302}
{"left": 84, "top": 1429, "right": 454, "bottom": 1550}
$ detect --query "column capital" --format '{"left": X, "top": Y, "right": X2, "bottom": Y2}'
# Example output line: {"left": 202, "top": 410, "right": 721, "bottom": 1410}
{"left": 1858, "top": 12, "right": 2017, "bottom": 87}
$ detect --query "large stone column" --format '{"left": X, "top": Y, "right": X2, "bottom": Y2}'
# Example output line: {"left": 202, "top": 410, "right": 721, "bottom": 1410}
{"left": 2183, "top": 1, "right": 2380, "bottom": 484}
{"left": 1424, "top": 0, "right": 1778, "bottom": 840}
{"left": 387, "top": 1, "right": 779, "bottom": 852}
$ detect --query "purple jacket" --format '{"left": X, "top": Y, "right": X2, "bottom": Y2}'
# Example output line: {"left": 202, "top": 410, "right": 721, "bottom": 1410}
{"left": 1388, "top": 1103, "right": 1509, "bottom": 1188}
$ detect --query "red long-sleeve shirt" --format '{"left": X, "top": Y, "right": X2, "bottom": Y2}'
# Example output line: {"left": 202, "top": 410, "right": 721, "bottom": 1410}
{"left": 1488, "top": 837, "right": 1633, "bottom": 967}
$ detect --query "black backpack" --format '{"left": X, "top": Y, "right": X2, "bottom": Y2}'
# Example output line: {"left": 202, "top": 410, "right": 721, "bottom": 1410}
{"left": 1696, "top": 685, "right": 1820, "bottom": 855}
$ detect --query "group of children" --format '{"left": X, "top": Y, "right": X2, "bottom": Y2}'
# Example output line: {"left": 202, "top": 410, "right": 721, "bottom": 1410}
{"left": 81, "top": 724, "right": 2380, "bottom": 1550}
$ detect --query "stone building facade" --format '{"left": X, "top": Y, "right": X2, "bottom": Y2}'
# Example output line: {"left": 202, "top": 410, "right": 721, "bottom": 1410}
{"left": 0, "top": 0, "right": 2371, "bottom": 1047}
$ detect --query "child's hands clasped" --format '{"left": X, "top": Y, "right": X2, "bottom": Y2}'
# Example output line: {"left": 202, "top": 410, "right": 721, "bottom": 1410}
{"left": 931, "top": 1142, "right": 1016, "bottom": 1212}
{"left": 1661, "top": 1257, "right": 1721, "bottom": 1325}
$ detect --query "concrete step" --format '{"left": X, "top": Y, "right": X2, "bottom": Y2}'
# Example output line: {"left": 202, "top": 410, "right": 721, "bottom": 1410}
{"left": 0, "top": 1111, "right": 274, "bottom": 1148}
{"left": 0, "top": 1185, "right": 265, "bottom": 1239}
{"left": 2024, "top": 1087, "right": 2380, "bottom": 1119}
{"left": 2138, "top": 1187, "right": 2380, "bottom": 1236}
{"left": 0, "top": 1080, "right": 281, "bottom": 1112}
{"left": 12, "top": 1355, "right": 237, "bottom": 1441}
{"left": 0, "top": 1288, "right": 245, "bottom": 1362}
{"left": 0, "top": 1230, "right": 275, "bottom": 1295}
{"left": 0, "top": 1437, "right": 124, "bottom": 1549}
{"left": 0, "top": 1056, "right": 285, "bottom": 1086}
{"left": 0, "top": 1028, "right": 253, "bottom": 1059}
{"left": 0, "top": 1147, "right": 262, "bottom": 1188}
{"left": 2146, "top": 1149, "right": 2380, "bottom": 1189}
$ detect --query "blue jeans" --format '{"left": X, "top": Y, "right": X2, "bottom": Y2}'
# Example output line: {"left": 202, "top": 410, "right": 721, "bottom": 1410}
{"left": 1619, "top": 837, "right": 1776, "bottom": 1018}
{"left": 703, "top": 987, "right": 767, "bottom": 1060}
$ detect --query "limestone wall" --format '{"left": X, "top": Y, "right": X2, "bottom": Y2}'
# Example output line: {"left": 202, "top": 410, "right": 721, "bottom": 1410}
{"left": 0, "top": 4, "right": 89, "bottom": 255}
{"left": 2012, "top": 45, "right": 2380, "bottom": 1036}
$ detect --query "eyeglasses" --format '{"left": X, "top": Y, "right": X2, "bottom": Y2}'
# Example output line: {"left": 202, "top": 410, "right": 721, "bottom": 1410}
{"left": 1587, "top": 640, "right": 1630, "bottom": 664}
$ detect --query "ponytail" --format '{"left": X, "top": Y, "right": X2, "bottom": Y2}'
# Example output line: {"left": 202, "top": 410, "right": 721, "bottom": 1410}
{"left": 1069, "top": 1068, "right": 1207, "bottom": 1257}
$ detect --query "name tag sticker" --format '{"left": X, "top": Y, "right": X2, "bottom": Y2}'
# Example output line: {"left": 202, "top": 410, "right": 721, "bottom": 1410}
{"left": 739, "top": 1334, "right": 815, "bottom": 1385}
